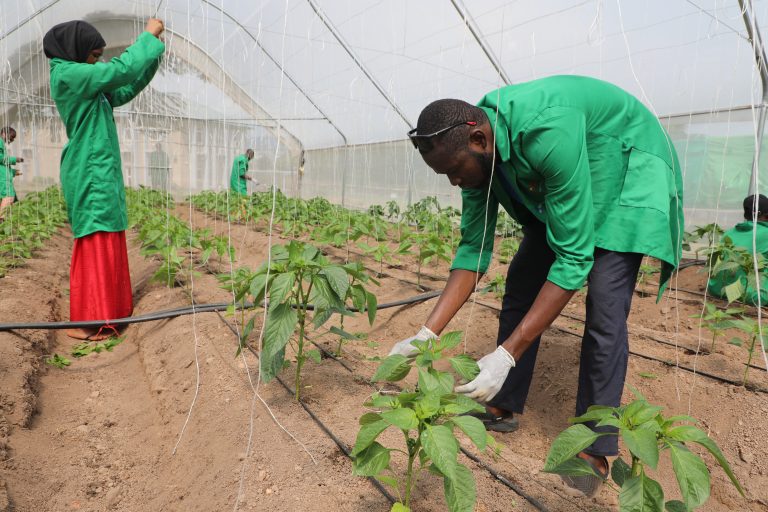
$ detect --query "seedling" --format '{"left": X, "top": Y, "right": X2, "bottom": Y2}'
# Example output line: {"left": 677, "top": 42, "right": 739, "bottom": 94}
{"left": 222, "top": 241, "right": 377, "bottom": 400}
{"left": 726, "top": 316, "right": 766, "bottom": 386}
{"left": 483, "top": 273, "right": 506, "bottom": 300}
{"left": 497, "top": 238, "right": 520, "bottom": 264}
{"left": 352, "top": 331, "right": 494, "bottom": 512}
{"left": 71, "top": 336, "right": 125, "bottom": 358}
{"left": 692, "top": 303, "right": 743, "bottom": 353}
{"left": 543, "top": 388, "right": 743, "bottom": 511}
{"left": 45, "top": 353, "right": 72, "bottom": 369}
{"left": 636, "top": 260, "right": 660, "bottom": 296}
{"left": 414, "top": 233, "right": 452, "bottom": 288}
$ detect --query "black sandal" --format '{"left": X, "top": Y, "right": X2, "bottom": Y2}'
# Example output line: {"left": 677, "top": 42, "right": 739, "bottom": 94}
{"left": 466, "top": 409, "right": 520, "bottom": 433}
{"left": 561, "top": 455, "right": 609, "bottom": 497}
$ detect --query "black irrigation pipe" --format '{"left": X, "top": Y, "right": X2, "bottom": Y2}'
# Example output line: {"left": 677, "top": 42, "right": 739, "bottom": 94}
{"left": 556, "top": 310, "right": 768, "bottom": 373}
{"left": 0, "top": 290, "right": 443, "bottom": 332}
{"left": 214, "top": 311, "right": 398, "bottom": 507}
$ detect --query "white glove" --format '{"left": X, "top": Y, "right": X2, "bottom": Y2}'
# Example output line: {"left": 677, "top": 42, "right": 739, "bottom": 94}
{"left": 454, "top": 346, "right": 516, "bottom": 403}
{"left": 388, "top": 326, "right": 437, "bottom": 357}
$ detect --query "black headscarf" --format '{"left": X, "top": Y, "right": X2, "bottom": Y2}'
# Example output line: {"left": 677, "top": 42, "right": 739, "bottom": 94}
{"left": 43, "top": 20, "right": 106, "bottom": 63}
{"left": 743, "top": 194, "right": 768, "bottom": 219}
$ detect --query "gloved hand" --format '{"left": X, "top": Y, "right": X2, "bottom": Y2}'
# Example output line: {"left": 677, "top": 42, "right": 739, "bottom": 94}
{"left": 454, "top": 346, "right": 516, "bottom": 403}
{"left": 388, "top": 326, "right": 437, "bottom": 357}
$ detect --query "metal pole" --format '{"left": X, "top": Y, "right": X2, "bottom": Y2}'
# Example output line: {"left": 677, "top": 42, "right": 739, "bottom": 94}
{"left": 739, "top": 0, "right": 768, "bottom": 195}
{"left": 201, "top": 0, "right": 348, "bottom": 147}
{"left": 448, "top": 0, "right": 511, "bottom": 85}
{"left": 305, "top": 0, "right": 414, "bottom": 130}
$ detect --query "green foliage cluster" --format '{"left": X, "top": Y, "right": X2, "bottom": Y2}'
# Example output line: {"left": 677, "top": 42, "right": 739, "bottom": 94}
{"left": 0, "top": 187, "right": 68, "bottom": 277}
{"left": 353, "top": 331, "right": 492, "bottom": 512}
{"left": 219, "top": 240, "right": 378, "bottom": 400}
{"left": 544, "top": 389, "right": 743, "bottom": 512}
{"left": 704, "top": 236, "right": 766, "bottom": 304}
{"left": 127, "top": 188, "right": 234, "bottom": 287}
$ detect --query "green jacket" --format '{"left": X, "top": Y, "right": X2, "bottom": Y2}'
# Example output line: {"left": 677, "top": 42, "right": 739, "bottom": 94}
{"left": 0, "top": 138, "right": 18, "bottom": 198}
{"left": 49, "top": 31, "right": 164, "bottom": 238}
{"left": 708, "top": 221, "right": 768, "bottom": 305}
{"left": 452, "top": 76, "right": 684, "bottom": 298}
{"left": 230, "top": 155, "right": 249, "bottom": 196}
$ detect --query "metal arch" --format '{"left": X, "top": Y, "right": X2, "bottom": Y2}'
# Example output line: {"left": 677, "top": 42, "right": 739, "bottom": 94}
{"left": 449, "top": 0, "right": 511, "bottom": 86}
{"left": 739, "top": 0, "right": 768, "bottom": 196}
{"left": 304, "top": 0, "right": 414, "bottom": 130}
{"left": 0, "top": 0, "right": 64, "bottom": 40}
{"left": 200, "top": 0, "right": 348, "bottom": 145}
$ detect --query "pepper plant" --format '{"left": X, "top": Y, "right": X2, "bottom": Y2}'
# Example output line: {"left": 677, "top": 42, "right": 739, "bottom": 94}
{"left": 692, "top": 303, "right": 743, "bottom": 353}
{"left": 222, "top": 241, "right": 377, "bottom": 400}
{"left": 543, "top": 388, "right": 743, "bottom": 511}
{"left": 352, "top": 331, "right": 493, "bottom": 512}
{"left": 726, "top": 315, "right": 766, "bottom": 386}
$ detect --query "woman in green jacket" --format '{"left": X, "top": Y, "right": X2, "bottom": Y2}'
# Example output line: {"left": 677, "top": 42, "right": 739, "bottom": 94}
{"left": 0, "top": 126, "right": 23, "bottom": 221}
{"left": 44, "top": 19, "right": 165, "bottom": 340}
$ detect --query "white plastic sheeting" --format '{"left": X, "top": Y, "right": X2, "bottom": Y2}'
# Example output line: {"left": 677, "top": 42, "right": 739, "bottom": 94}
{"left": 0, "top": 1, "right": 766, "bottom": 213}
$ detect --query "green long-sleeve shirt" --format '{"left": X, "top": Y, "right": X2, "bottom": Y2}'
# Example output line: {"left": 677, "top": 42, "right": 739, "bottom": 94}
{"left": 708, "top": 221, "right": 768, "bottom": 305}
{"left": 49, "top": 31, "right": 164, "bottom": 238}
{"left": 230, "top": 155, "right": 249, "bottom": 196}
{"left": 0, "top": 138, "right": 18, "bottom": 198}
{"left": 451, "top": 76, "right": 684, "bottom": 298}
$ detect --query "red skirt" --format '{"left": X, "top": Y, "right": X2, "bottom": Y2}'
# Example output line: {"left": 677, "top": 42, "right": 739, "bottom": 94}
{"left": 70, "top": 231, "right": 133, "bottom": 328}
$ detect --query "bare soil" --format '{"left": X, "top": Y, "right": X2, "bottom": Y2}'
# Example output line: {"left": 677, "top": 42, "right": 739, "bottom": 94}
{"left": 0, "top": 209, "right": 765, "bottom": 512}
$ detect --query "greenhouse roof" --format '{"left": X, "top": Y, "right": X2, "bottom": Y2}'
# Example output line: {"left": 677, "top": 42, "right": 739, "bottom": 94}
{"left": 1, "top": 0, "right": 767, "bottom": 150}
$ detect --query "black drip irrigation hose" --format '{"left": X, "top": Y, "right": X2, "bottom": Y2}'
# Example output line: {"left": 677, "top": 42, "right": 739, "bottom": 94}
{"left": 214, "top": 311, "right": 397, "bottom": 506}
{"left": 0, "top": 290, "right": 443, "bottom": 332}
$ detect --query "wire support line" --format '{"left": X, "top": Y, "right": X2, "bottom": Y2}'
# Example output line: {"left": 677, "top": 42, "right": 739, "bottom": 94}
{"left": 304, "top": 0, "right": 414, "bottom": 129}
{"left": 200, "top": 0, "right": 348, "bottom": 146}
{"left": 214, "top": 312, "right": 396, "bottom": 506}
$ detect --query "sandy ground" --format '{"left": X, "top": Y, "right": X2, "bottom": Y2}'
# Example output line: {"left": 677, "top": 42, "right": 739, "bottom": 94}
{"left": 0, "top": 208, "right": 765, "bottom": 512}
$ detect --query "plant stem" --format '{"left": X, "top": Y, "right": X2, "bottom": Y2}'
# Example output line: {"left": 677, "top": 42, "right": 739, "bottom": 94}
{"left": 743, "top": 333, "right": 756, "bottom": 386}
{"left": 295, "top": 274, "right": 307, "bottom": 401}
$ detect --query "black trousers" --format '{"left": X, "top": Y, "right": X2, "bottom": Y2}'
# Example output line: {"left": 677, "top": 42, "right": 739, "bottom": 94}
{"left": 488, "top": 222, "right": 642, "bottom": 456}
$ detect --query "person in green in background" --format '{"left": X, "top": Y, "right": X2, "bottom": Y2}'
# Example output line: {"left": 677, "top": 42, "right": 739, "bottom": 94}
{"left": 708, "top": 194, "right": 768, "bottom": 305}
{"left": 148, "top": 142, "right": 171, "bottom": 192}
{"left": 390, "top": 75, "right": 684, "bottom": 497}
{"left": 0, "top": 126, "right": 24, "bottom": 221}
{"left": 230, "top": 149, "right": 254, "bottom": 196}
{"left": 44, "top": 18, "right": 165, "bottom": 340}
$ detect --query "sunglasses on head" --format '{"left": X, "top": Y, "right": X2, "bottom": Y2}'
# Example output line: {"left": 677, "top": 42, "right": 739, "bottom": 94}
{"left": 407, "top": 121, "right": 477, "bottom": 150}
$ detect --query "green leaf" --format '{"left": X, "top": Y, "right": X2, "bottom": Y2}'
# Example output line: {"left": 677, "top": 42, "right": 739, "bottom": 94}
{"left": 306, "top": 348, "right": 322, "bottom": 364}
{"left": 390, "top": 503, "right": 410, "bottom": 512}
{"left": 449, "top": 355, "right": 480, "bottom": 382}
{"left": 450, "top": 415, "right": 487, "bottom": 451}
{"left": 261, "top": 303, "right": 297, "bottom": 382}
{"left": 329, "top": 325, "right": 357, "bottom": 340}
{"left": 371, "top": 355, "right": 412, "bottom": 382}
{"left": 321, "top": 266, "right": 349, "bottom": 300}
{"left": 381, "top": 408, "right": 418, "bottom": 431}
{"left": 619, "top": 474, "right": 664, "bottom": 512}
{"left": 422, "top": 424, "right": 458, "bottom": 480}
{"left": 438, "top": 331, "right": 462, "bottom": 351}
{"left": 414, "top": 392, "right": 441, "bottom": 419}
{"left": 611, "top": 457, "right": 632, "bottom": 487}
{"left": 665, "top": 426, "right": 744, "bottom": 497}
{"left": 664, "top": 500, "right": 687, "bottom": 512}
{"left": 543, "top": 424, "right": 602, "bottom": 473}
{"left": 376, "top": 474, "right": 399, "bottom": 489}
{"left": 442, "top": 394, "right": 485, "bottom": 416}
{"left": 268, "top": 271, "right": 295, "bottom": 307}
{"left": 366, "top": 291, "right": 377, "bottom": 325}
{"left": 249, "top": 273, "right": 268, "bottom": 303}
{"left": 352, "top": 413, "right": 389, "bottom": 456}
{"left": 724, "top": 280, "right": 744, "bottom": 303}
{"left": 667, "top": 441, "right": 710, "bottom": 509}
{"left": 352, "top": 442, "right": 391, "bottom": 477}
{"left": 443, "top": 463, "right": 476, "bottom": 512}
{"left": 546, "top": 457, "right": 601, "bottom": 477}
{"left": 620, "top": 427, "right": 660, "bottom": 470}
{"left": 571, "top": 405, "right": 616, "bottom": 424}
